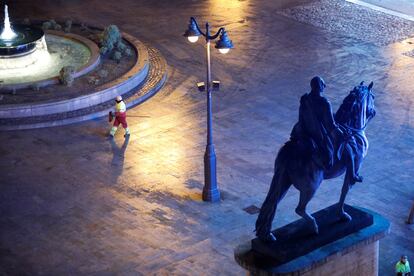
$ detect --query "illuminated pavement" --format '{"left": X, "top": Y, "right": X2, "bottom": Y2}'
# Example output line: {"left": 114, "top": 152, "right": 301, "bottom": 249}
{"left": 1, "top": 0, "right": 413, "bottom": 275}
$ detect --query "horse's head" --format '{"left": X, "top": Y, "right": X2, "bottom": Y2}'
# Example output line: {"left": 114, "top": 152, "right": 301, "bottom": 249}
{"left": 335, "top": 81, "right": 376, "bottom": 130}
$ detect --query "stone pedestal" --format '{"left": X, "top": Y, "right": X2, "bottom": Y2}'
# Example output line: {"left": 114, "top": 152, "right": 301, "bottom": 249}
{"left": 234, "top": 205, "right": 390, "bottom": 276}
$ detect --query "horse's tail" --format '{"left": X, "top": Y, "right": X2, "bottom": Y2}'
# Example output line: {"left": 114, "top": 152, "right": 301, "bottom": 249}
{"left": 255, "top": 141, "right": 294, "bottom": 237}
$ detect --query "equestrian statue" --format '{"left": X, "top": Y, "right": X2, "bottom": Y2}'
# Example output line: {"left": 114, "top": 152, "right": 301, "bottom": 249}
{"left": 255, "top": 77, "right": 376, "bottom": 242}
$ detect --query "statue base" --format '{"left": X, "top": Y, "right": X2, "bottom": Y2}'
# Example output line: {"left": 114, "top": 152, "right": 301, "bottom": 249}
{"left": 235, "top": 205, "right": 390, "bottom": 276}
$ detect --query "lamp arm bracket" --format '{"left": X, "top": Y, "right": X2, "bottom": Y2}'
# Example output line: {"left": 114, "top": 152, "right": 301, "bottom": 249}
{"left": 190, "top": 17, "right": 206, "bottom": 37}
{"left": 209, "top": 27, "right": 225, "bottom": 40}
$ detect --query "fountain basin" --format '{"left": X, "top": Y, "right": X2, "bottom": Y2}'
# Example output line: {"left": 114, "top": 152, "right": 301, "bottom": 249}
{"left": 0, "top": 25, "right": 44, "bottom": 57}
{"left": 0, "top": 30, "right": 100, "bottom": 90}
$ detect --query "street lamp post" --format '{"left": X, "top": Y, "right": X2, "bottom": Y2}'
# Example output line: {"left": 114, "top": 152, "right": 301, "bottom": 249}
{"left": 184, "top": 17, "right": 234, "bottom": 202}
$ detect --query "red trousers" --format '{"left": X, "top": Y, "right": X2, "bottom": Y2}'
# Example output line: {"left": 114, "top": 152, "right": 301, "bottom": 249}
{"left": 113, "top": 112, "right": 128, "bottom": 128}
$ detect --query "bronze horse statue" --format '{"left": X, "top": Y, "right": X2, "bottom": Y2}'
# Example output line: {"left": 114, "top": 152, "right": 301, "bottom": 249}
{"left": 255, "top": 81, "right": 376, "bottom": 241}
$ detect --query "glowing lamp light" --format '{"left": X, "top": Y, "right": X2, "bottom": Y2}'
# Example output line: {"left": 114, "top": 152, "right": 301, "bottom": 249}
{"left": 187, "top": 36, "right": 199, "bottom": 43}
{"left": 218, "top": 48, "right": 230, "bottom": 54}
{"left": 215, "top": 29, "right": 233, "bottom": 54}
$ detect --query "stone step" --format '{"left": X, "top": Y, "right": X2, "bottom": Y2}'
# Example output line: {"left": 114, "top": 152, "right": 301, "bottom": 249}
{"left": 0, "top": 45, "right": 167, "bottom": 130}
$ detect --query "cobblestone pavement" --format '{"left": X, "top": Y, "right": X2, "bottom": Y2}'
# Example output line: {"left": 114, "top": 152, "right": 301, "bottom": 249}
{"left": 1, "top": 0, "right": 413, "bottom": 275}
{"left": 278, "top": 0, "right": 414, "bottom": 46}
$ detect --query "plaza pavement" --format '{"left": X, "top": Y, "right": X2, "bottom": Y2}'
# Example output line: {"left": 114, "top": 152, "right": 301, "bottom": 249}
{"left": 1, "top": 0, "right": 413, "bottom": 275}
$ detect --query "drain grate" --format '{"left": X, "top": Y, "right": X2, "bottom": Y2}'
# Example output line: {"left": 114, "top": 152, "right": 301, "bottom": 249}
{"left": 243, "top": 205, "right": 261, "bottom": 215}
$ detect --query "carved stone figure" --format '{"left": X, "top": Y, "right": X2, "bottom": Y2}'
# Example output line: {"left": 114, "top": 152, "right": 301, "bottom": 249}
{"left": 255, "top": 78, "right": 376, "bottom": 242}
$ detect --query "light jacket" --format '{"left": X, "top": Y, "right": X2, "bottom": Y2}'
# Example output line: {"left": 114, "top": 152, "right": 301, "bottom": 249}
{"left": 115, "top": 101, "right": 126, "bottom": 116}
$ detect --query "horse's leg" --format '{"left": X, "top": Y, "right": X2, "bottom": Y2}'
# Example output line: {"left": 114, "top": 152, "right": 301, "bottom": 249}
{"left": 295, "top": 187, "right": 320, "bottom": 234}
{"left": 337, "top": 171, "right": 353, "bottom": 221}
{"left": 337, "top": 157, "right": 361, "bottom": 221}
{"left": 294, "top": 167, "right": 323, "bottom": 235}
{"left": 255, "top": 168, "right": 291, "bottom": 241}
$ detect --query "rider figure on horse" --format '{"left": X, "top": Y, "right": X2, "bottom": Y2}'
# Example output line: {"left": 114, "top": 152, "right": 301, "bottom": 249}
{"left": 290, "top": 76, "right": 362, "bottom": 184}
{"left": 255, "top": 78, "right": 373, "bottom": 242}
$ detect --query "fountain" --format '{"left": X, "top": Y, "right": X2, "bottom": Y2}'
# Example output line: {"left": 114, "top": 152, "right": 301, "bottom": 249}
{"left": 0, "top": 5, "right": 167, "bottom": 132}
{"left": 0, "top": 4, "right": 97, "bottom": 88}
{"left": 0, "top": 5, "right": 17, "bottom": 40}
{"left": 0, "top": 5, "right": 45, "bottom": 57}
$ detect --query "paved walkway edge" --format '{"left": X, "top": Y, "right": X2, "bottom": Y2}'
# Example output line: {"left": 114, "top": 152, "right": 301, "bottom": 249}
{"left": 346, "top": 0, "right": 414, "bottom": 21}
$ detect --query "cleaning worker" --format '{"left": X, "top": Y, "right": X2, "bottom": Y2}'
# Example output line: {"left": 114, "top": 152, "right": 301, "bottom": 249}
{"left": 109, "top": 95, "right": 130, "bottom": 138}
